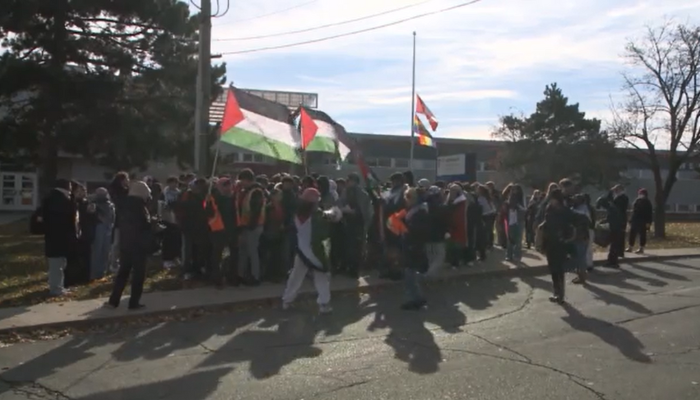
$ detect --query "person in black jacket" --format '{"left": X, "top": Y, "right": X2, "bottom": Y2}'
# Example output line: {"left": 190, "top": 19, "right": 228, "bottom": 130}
{"left": 107, "top": 171, "right": 130, "bottom": 273}
{"left": 65, "top": 183, "right": 96, "bottom": 288}
{"left": 107, "top": 181, "right": 154, "bottom": 309}
{"left": 597, "top": 193, "right": 626, "bottom": 268}
{"left": 398, "top": 187, "right": 431, "bottom": 310}
{"left": 542, "top": 189, "right": 575, "bottom": 304}
{"left": 627, "top": 188, "right": 653, "bottom": 254}
{"left": 42, "top": 179, "right": 78, "bottom": 296}
{"left": 609, "top": 184, "right": 629, "bottom": 263}
{"left": 425, "top": 186, "right": 448, "bottom": 276}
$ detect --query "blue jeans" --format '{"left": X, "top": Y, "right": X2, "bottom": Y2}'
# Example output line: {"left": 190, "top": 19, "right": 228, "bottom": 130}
{"left": 47, "top": 257, "right": 67, "bottom": 295}
{"left": 404, "top": 268, "right": 424, "bottom": 303}
{"left": 91, "top": 223, "right": 112, "bottom": 280}
{"left": 507, "top": 223, "right": 523, "bottom": 261}
{"left": 574, "top": 241, "right": 589, "bottom": 273}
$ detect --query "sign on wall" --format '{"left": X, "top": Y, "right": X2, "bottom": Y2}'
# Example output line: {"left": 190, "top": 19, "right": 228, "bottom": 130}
{"left": 437, "top": 154, "right": 466, "bottom": 176}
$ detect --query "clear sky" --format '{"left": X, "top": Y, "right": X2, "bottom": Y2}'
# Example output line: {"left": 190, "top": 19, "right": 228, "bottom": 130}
{"left": 197, "top": 0, "right": 700, "bottom": 140}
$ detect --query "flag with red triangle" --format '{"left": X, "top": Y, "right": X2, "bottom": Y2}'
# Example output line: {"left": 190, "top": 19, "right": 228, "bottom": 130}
{"left": 218, "top": 87, "right": 301, "bottom": 164}
{"left": 415, "top": 94, "right": 438, "bottom": 131}
{"left": 298, "top": 107, "right": 318, "bottom": 149}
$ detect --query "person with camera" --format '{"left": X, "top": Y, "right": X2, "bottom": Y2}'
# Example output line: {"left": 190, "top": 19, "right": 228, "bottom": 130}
{"left": 106, "top": 180, "right": 155, "bottom": 310}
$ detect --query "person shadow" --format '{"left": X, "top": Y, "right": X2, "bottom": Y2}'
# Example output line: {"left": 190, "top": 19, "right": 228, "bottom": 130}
{"left": 73, "top": 366, "right": 232, "bottom": 400}
{"left": 560, "top": 302, "right": 652, "bottom": 363}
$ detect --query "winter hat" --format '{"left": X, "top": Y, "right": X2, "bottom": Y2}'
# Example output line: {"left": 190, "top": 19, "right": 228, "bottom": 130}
{"left": 300, "top": 187, "right": 321, "bottom": 203}
{"left": 128, "top": 180, "right": 151, "bottom": 200}
{"left": 417, "top": 178, "right": 431, "bottom": 189}
{"left": 638, "top": 188, "right": 648, "bottom": 196}
{"left": 94, "top": 187, "right": 110, "bottom": 200}
{"left": 427, "top": 185, "right": 442, "bottom": 196}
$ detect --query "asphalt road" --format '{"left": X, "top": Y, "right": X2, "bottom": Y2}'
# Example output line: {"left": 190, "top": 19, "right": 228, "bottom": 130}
{"left": 1, "top": 258, "right": 699, "bottom": 400}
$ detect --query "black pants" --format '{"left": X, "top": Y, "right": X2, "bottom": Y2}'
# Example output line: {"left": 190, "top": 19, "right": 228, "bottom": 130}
{"left": 330, "top": 223, "right": 344, "bottom": 272}
{"left": 191, "top": 235, "right": 210, "bottom": 277}
{"left": 343, "top": 224, "right": 364, "bottom": 276}
{"left": 607, "top": 230, "right": 625, "bottom": 265}
{"left": 262, "top": 235, "right": 287, "bottom": 282}
{"left": 209, "top": 231, "right": 227, "bottom": 282}
{"left": 109, "top": 250, "right": 147, "bottom": 307}
{"left": 628, "top": 222, "right": 647, "bottom": 247}
{"left": 161, "top": 222, "right": 181, "bottom": 262}
{"left": 483, "top": 215, "right": 496, "bottom": 248}
{"left": 65, "top": 239, "right": 91, "bottom": 287}
{"left": 546, "top": 249, "right": 567, "bottom": 299}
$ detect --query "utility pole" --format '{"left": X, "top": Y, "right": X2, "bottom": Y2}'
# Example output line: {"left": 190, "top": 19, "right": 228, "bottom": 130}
{"left": 194, "top": 0, "right": 212, "bottom": 175}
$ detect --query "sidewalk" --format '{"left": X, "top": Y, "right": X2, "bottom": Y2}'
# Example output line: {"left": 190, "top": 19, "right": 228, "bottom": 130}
{"left": 1, "top": 247, "right": 699, "bottom": 333}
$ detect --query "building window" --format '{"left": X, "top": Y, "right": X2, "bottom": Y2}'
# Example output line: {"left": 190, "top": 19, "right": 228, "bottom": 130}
{"left": 412, "top": 159, "right": 434, "bottom": 170}
{"left": 377, "top": 158, "right": 392, "bottom": 168}
{"left": 253, "top": 153, "right": 264, "bottom": 163}
{"left": 677, "top": 204, "right": 691, "bottom": 213}
{"left": 242, "top": 153, "right": 253, "bottom": 162}
{"left": 665, "top": 204, "right": 674, "bottom": 212}
{"left": 222, "top": 153, "right": 239, "bottom": 163}
{"left": 393, "top": 158, "right": 409, "bottom": 168}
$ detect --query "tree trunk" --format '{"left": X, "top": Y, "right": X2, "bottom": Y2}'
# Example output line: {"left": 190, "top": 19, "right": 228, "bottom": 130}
{"left": 39, "top": 0, "right": 68, "bottom": 197}
{"left": 653, "top": 197, "right": 666, "bottom": 238}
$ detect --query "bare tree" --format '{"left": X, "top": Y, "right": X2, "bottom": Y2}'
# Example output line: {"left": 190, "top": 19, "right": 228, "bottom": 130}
{"left": 610, "top": 21, "right": 700, "bottom": 238}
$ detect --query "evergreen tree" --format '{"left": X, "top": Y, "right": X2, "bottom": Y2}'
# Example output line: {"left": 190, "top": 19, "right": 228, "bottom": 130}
{"left": 0, "top": 0, "right": 226, "bottom": 189}
{"left": 493, "top": 83, "right": 620, "bottom": 189}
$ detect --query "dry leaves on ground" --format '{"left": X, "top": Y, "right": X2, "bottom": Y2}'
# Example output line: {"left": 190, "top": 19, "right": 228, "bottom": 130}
{"left": 0, "top": 219, "right": 207, "bottom": 308}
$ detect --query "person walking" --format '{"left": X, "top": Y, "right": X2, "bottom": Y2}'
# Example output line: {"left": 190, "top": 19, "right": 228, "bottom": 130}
{"left": 627, "top": 188, "right": 653, "bottom": 254}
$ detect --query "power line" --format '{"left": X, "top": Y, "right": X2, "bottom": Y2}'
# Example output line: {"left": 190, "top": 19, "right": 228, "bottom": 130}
{"left": 219, "top": 0, "right": 484, "bottom": 55}
{"left": 190, "top": 0, "right": 201, "bottom": 10}
{"left": 214, "top": 0, "right": 439, "bottom": 42}
{"left": 216, "top": 0, "right": 318, "bottom": 26}
{"left": 212, "top": 0, "right": 231, "bottom": 17}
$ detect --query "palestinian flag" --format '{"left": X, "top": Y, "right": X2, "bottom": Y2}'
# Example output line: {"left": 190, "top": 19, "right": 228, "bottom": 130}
{"left": 219, "top": 87, "right": 301, "bottom": 164}
{"left": 416, "top": 94, "right": 438, "bottom": 131}
{"left": 413, "top": 115, "right": 435, "bottom": 147}
{"left": 296, "top": 106, "right": 351, "bottom": 162}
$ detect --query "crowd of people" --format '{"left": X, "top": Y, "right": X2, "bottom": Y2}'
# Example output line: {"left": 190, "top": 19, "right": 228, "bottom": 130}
{"left": 36, "top": 167, "right": 655, "bottom": 312}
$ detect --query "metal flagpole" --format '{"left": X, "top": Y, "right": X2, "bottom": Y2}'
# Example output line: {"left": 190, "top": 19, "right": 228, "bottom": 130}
{"left": 207, "top": 141, "right": 220, "bottom": 196}
{"left": 409, "top": 31, "right": 417, "bottom": 173}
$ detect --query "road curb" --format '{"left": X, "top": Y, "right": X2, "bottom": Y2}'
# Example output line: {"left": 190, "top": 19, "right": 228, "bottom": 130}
{"left": 2, "top": 253, "right": 699, "bottom": 335}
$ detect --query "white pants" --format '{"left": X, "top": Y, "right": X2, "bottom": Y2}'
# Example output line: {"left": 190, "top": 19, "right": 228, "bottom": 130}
{"left": 425, "top": 242, "right": 446, "bottom": 277}
{"left": 282, "top": 255, "right": 331, "bottom": 306}
{"left": 587, "top": 229, "right": 594, "bottom": 267}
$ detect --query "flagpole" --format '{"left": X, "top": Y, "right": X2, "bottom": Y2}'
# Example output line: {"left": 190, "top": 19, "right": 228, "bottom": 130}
{"left": 409, "top": 31, "right": 417, "bottom": 174}
{"left": 207, "top": 141, "right": 220, "bottom": 196}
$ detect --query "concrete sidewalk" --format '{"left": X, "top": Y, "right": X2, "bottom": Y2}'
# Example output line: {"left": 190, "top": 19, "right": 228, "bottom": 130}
{"left": 1, "top": 247, "right": 700, "bottom": 333}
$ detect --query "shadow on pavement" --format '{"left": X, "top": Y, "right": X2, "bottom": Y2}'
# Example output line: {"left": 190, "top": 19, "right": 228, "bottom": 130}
{"left": 560, "top": 303, "right": 652, "bottom": 363}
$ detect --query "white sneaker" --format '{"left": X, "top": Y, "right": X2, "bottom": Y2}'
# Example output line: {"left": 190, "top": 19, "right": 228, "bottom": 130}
{"left": 635, "top": 247, "right": 644, "bottom": 254}
{"left": 319, "top": 304, "right": 333, "bottom": 314}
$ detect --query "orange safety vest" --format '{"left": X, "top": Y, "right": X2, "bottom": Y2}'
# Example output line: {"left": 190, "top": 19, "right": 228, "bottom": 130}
{"left": 207, "top": 195, "right": 225, "bottom": 232}
{"left": 386, "top": 209, "right": 408, "bottom": 236}
{"left": 237, "top": 187, "right": 266, "bottom": 226}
